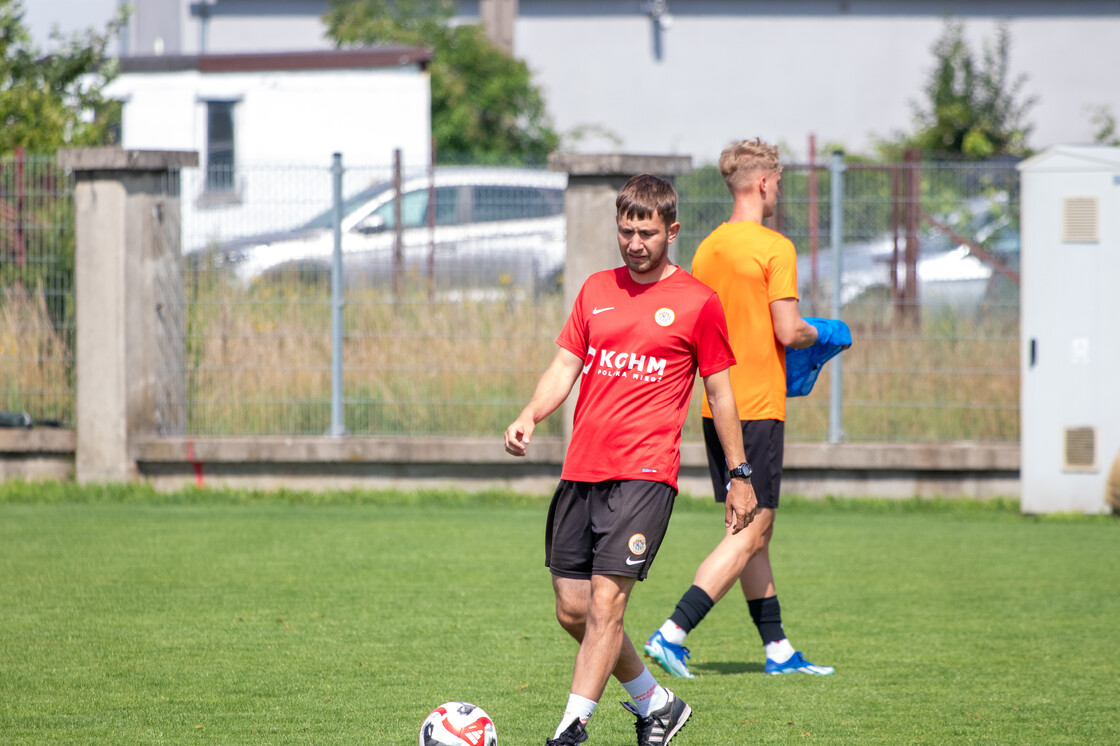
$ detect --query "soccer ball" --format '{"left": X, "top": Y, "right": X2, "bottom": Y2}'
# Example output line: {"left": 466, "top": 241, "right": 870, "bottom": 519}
{"left": 419, "top": 702, "right": 497, "bottom": 746}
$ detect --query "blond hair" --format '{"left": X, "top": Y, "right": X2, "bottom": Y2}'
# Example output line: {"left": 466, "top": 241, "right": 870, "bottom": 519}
{"left": 718, "top": 138, "right": 782, "bottom": 194}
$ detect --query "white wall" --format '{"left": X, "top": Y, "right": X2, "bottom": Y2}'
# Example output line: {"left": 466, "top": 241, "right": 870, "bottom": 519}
{"left": 34, "top": 0, "right": 1120, "bottom": 164}
{"left": 512, "top": 11, "right": 1120, "bottom": 163}
{"left": 107, "top": 64, "right": 431, "bottom": 244}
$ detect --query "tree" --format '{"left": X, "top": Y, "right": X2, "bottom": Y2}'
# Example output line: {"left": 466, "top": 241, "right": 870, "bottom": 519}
{"left": 1086, "top": 104, "right": 1120, "bottom": 147}
{"left": 0, "top": 0, "right": 126, "bottom": 154}
{"left": 324, "top": 0, "right": 558, "bottom": 163}
{"left": 904, "top": 19, "right": 1036, "bottom": 159}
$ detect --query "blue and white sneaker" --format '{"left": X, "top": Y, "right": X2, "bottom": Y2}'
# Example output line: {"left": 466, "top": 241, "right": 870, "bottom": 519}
{"left": 765, "top": 650, "right": 834, "bottom": 675}
{"left": 644, "top": 631, "right": 695, "bottom": 679}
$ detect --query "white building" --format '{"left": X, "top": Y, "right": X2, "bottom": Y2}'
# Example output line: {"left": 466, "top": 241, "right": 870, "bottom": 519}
{"left": 105, "top": 48, "right": 433, "bottom": 245}
{"left": 33, "top": 0, "right": 1120, "bottom": 164}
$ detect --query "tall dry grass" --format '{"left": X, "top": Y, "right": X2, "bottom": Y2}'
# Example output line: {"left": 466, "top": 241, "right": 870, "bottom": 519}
{"left": 183, "top": 274, "right": 565, "bottom": 436}
{"left": 181, "top": 274, "right": 1020, "bottom": 442}
{"left": 0, "top": 283, "right": 73, "bottom": 424}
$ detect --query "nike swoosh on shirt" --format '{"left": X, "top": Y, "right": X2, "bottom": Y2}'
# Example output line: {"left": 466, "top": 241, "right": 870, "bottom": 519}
{"left": 592, "top": 306, "right": 615, "bottom": 315}
{"left": 625, "top": 556, "right": 646, "bottom": 565}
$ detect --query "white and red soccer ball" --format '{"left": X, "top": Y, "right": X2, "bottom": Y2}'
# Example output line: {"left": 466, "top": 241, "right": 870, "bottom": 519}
{"left": 419, "top": 702, "right": 497, "bottom": 746}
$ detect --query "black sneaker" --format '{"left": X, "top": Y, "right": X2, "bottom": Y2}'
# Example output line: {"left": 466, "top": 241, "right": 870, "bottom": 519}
{"left": 546, "top": 719, "right": 589, "bottom": 745}
{"left": 621, "top": 690, "right": 692, "bottom": 746}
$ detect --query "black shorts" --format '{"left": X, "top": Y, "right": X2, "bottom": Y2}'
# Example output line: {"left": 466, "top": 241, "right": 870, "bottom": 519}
{"left": 545, "top": 480, "right": 677, "bottom": 581}
{"left": 702, "top": 417, "right": 784, "bottom": 508}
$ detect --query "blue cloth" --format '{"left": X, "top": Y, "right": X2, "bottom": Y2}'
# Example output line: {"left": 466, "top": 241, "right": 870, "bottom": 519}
{"left": 785, "top": 318, "right": 852, "bottom": 397}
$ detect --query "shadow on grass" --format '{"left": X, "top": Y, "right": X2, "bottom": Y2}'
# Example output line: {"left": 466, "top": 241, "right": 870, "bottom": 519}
{"left": 692, "top": 661, "right": 765, "bottom": 676}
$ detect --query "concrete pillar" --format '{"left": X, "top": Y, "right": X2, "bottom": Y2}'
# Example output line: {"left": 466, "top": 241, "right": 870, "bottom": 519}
{"left": 480, "top": 0, "right": 518, "bottom": 54}
{"left": 58, "top": 148, "right": 198, "bottom": 484}
{"left": 546, "top": 153, "right": 692, "bottom": 439}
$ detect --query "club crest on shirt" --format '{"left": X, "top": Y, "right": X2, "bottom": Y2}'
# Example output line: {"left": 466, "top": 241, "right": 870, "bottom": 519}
{"left": 654, "top": 308, "right": 675, "bottom": 327}
{"left": 628, "top": 533, "right": 647, "bottom": 555}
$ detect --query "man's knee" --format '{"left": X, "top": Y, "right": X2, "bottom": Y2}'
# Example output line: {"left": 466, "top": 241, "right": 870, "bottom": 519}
{"left": 555, "top": 595, "right": 587, "bottom": 632}
{"left": 587, "top": 576, "right": 633, "bottom": 627}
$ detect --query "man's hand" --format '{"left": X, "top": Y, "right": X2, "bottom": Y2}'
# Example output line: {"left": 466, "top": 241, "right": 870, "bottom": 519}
{"left": 725, "top": 477, "right": 758, "bottom": 534}
{"left": 504, "top": 415, "right": 535, "bottom": 456}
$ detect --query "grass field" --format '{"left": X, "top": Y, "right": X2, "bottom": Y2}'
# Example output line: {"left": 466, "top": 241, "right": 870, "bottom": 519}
{"left": 2, "top": 485, "right": 1117, "bottom": 745}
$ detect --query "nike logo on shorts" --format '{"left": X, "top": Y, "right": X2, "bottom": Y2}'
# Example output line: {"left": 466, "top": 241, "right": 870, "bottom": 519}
{"left": 625, "top": 556, "right": 646, "bottom": 565}
{"left": 592, "top": 306, "right": 615, "bottom": 315}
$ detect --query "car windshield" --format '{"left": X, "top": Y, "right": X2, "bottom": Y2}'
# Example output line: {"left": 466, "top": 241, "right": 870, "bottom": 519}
{"left": 300, "top": 180, "right": 394, "bottom": 230}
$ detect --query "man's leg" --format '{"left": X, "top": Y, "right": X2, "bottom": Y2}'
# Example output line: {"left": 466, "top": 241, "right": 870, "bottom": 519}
{"left": 552, "top": 574, "right": 662, "bottom": 740}
{"left": 555, "top": 574, "right": 641, "bottom": 699}
{"left": 645, "top": 509, "right": 772, "bottom": 677}
{"left": 739, "top": 521, "right": 834, "bottom": 676}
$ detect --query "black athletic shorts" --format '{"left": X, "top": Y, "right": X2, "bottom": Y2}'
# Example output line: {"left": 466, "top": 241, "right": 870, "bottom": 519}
{"left": 701, "top": 417, "right": 784, "bottom": 508}
{"left": 545, "top": 479, "right": 676, "bottom": 581}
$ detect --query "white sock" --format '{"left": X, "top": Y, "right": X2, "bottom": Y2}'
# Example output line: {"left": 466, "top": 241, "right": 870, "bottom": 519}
{"left": 554, "top": 693, "right": 596, "bottom": 739}
{"left": 658, "top": 620, "right": 686, "bottom": 645}
{"left": 766, "top": 638, "right": 796, "bottom": 663}
{"left": 621, "top": 666, "right": 668, "bottom": 717}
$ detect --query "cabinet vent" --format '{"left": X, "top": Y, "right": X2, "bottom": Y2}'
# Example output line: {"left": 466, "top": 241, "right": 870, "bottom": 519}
{"left": 1063, "top": 426, "right": 1098, "bottom": 472}
{"left": 1062, "top": 197, "right": 1099, "bottom": 243}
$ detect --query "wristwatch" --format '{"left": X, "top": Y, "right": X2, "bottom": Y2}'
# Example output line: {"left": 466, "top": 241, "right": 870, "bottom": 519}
{"left": 728, "top": 462, "right": 753, "bottom": 480}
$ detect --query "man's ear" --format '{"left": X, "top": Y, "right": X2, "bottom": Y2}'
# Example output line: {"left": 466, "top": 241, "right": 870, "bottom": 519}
{"left": 667, "top": 221, "right": 681, "bottom": 243}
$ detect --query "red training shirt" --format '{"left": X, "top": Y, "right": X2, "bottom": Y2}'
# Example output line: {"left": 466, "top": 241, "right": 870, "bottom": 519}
{"left": 556, "top": 266, "right": 735, "bottom": 491}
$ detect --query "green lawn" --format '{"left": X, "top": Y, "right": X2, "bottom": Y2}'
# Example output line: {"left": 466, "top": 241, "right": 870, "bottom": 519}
{"left": 1, "top": 486, "right": 1117, "bottom": 745}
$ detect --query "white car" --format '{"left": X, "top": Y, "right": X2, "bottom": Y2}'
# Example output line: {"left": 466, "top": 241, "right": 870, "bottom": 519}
{"left": 797, "top": 196, "right": 1020, "bottom": 310}
{"left": 202, "top": 167, "right": 567, "bottom": 290}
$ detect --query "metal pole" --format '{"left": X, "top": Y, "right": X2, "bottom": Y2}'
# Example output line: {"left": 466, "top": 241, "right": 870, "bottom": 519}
{"left": 828, "top": 150, "right": 845, "bottom": 444}
{"left": 392, "top": 148, "right": 404, "bottom": 301}
{"left": 808, "top": 133, "right": 819, "bottom": 316}
{"left": 328, "top": 152, "right": 346, "bottom": 436}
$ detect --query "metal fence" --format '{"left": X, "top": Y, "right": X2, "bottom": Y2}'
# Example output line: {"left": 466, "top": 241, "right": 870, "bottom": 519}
{"left": 0, "top": 152, "right": 74, "bottom": 427}
{"left": 753, "top": 156, "right": 1019, "bottom": 443}
{"left": 173, "top": 155, "right": 568, "bottom": 438}
{"left": 1, "top": 151, "right": 1022, "bottom": 443}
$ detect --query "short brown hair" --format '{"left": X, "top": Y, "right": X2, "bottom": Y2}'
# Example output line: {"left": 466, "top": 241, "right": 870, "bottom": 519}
{"left": 718, "top": 138, "right": 782, "bottom": 194}
{"left": 616, "top": 173, "right": 678, "bottom": 227}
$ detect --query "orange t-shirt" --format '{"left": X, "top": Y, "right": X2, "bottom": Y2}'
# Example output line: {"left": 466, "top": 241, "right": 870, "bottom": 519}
{"left": 691, "top": 221, "right": 799, "bottom": 421}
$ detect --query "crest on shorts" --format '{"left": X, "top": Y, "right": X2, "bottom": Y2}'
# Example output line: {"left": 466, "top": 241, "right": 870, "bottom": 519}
{"left": 628, "top": 533, "right": 647, "bottom": 555}
{"left": 654, "top": 308, "right": 675, "bottom": 327}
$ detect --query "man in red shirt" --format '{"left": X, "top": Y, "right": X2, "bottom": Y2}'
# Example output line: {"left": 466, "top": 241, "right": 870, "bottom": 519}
{"left": 505, "top": 174, "right": 756, "bottom": 746}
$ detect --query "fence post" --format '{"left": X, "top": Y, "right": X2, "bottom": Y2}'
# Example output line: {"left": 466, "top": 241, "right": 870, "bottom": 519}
{"left": 829, "top": 150, "right": 846, "bottom": 444}
{"left": 59, "top": 147, "right": 198, "bottom": 483}
{"left": 328, "top": 152, "right": 347, "bottom": 436}
{"left": 901, "top": 148, "right": 922, "bottom": 328}
{"left": 392, "top": 148, "right": 404, "bottom": 301}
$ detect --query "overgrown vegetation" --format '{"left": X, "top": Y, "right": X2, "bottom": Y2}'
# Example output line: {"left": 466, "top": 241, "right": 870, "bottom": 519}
{"left": 173, "top": 268, "right": 1020, "bottom": 443}
{"left": 879, "top": 19, "right": 1036, "bottom": 160}
{"left": 0, "top": 0, "right": 126, "bottom": 154}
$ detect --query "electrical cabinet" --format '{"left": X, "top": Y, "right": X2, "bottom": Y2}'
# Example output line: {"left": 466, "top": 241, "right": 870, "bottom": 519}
{"left": 1018, "top": 146, "right": 1120, "bottom": 514}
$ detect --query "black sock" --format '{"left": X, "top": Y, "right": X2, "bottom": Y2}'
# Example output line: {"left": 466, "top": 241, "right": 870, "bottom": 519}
{"left": 747, "top": 595, "right": 785, "bottom": 645}
{"left": 668, "top": 585, "right": 715, "bottom": 633}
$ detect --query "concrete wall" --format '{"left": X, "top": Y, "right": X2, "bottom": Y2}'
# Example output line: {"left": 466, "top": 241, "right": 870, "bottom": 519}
{"left": 132, "top": 436, "right": 1020, "bottom": 500}
{"left": 105, "top": 53, "right": 432, "bottom": 245}
{"left": 1, "top": 430, "right": 1021, "bottom": 500}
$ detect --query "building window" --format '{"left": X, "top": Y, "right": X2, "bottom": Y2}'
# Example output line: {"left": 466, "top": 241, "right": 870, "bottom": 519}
{"left": 206, "top": 100, "right": 236, "bottom": 193}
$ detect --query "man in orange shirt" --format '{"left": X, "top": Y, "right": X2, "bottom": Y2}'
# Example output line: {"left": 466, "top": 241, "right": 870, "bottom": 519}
{"left": 644, "top": 138, "right": 835, "bottom": 678}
